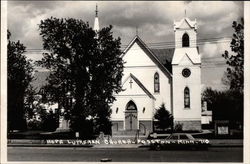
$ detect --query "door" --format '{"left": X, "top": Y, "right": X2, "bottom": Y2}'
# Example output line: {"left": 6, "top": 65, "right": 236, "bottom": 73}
{"left": 125, "top": 101, "right": 138, "bottom": 130}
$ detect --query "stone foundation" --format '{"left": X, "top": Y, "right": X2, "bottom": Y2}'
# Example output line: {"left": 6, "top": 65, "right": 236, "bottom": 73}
{"left": 174, "top": 120, "right": 201, "bottom": 131}
{"left": 111, "top": 120, "right": 153, "bottom": 135}
{"left": 139, "top": 120, "right": 153, "bottom": 135}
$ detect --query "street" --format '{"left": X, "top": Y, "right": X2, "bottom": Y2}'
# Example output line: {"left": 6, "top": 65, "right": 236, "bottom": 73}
{"left": 8, "top": 146, "right": 243, "bottom": 162}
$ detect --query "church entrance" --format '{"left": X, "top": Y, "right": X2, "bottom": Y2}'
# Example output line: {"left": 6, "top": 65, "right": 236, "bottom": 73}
{"left": 125, "top": 100, "right": 138, "bottom": 131}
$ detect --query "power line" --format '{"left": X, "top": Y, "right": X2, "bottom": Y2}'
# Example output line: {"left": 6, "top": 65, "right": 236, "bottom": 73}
{"left": 25, "top": 36, "right": 232, "bottom": 51}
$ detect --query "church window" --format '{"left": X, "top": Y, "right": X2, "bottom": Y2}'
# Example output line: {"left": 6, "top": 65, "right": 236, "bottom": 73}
{"left": 143, "top": 107, "right": 146, "bottom": 113}
{"left": 184, "top": 87, "right": 190, "bottom": 108}
{"left": 126, "top": 100, "right": 137, "bottom": 111}
{"left": 182, "top": 33, "right": 190, "bottom": 47}
{"left": 154, "top": 72, "right": 160, "bottom": 93}
{"left": 182, "top": 68, "right": 191, "bottom": 78}
{"left": 116, "top": 108, "right": 119, "bottom": 113}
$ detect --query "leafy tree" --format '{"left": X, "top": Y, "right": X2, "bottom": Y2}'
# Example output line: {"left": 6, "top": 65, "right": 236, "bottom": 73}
{"left": 37, "top": 17, "right": 123, "bottom": 136}
{"left": 24, "top": 85, "right": 37, "bottom": 120}
{"left": 202, "top": 87, "right": 243, "bottom": 128}
{"left": 40, "top": 109, "right": 59, "bottom": 131}
{"left": 222, "top": 18, "right": 244, "bottom": 92}
{"left": 154, "top": 104, "right": 173, "bottom": 131}
{"left": 7, "top": 30, "right": 34, "bottom": 131}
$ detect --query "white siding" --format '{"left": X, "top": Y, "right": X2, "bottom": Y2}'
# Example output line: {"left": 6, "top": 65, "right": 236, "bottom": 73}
{"left": 111, "top": 41, "right": 172, "bottom": 123}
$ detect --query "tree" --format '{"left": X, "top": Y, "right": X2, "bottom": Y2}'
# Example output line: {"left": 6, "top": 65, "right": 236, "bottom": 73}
{"left": 40, "top": 109, "right": 59, "bottom": 131}
{"left": 7, "top": 30, "right": 34, "bottom": 131}
{"left": 222, "top": 18, "right": 244, "bottom": 92}
{"left": 154, "top": 104, "right": 173, "bottom": 131}
{"left": 37, "top": 17, "right": 124, "bottom": 136}
{"left": 202, "top": 87, "right": 243, "bottom": 128}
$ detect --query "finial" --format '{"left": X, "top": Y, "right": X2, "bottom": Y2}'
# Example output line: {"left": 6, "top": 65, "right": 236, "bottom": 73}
{"left": 95, "top": 4, "right": 98, "bottom": 17}
{"left": 136, "top": 26, "right": 138, "bottom": 36}
{"left": 185, "top": 9, "right": 186, "bottom": 17}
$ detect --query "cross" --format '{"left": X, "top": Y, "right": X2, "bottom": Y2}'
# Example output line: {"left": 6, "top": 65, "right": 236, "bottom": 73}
{"left": 129, "top": 79, "right": 133, "bottom": 89}
{"left": 184, "top": 1, "right": 190, "bottom": 18}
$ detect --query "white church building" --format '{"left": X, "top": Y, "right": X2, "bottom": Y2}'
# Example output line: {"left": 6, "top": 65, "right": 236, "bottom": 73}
{"left": 109, "top": 17, "right": 202, "bottom": 134}
{"left": 33, "top": 6, "right": 203, "bottom": 134}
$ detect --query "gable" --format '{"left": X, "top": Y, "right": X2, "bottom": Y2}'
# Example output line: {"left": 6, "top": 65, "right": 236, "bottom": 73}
{"left": 179, "top": 19, "right": 192, "bottom": 29}
{"left": 123, "top": 42, "right": 156, "bottom": 67}
{"left": 172, "top": 48, "right": 201, "bottom": 65}
{"left": 174, "top": 18, "right": 197, "bottom": 31}
{"left": 179, "top": 53, "right": 193, "bottom": 65}
{"left": 122, "top": 36, "right": 172, "bottom": 79}
{"left": 119, "top": 73, "right": 156, "bottom": 100}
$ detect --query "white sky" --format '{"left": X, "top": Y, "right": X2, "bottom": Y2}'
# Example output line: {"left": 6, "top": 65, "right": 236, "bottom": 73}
{"left": 7, "top": 1, "right": 244, "bottom": 91}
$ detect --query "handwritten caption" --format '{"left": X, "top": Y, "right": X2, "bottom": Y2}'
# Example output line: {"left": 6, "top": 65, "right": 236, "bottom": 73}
{"left": 46, "top": 139, "right": 209, "bottom": 145}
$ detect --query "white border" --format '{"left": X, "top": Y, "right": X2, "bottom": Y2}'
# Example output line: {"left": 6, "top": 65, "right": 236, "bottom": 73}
{"left": 1, "top": 1, "right": 8, "bottom": 163}
{"left": 1, "top": 1, "right": 249, "bottom": 164}
{"left": 244, "top": 1, "right": 250, "bottom": 164}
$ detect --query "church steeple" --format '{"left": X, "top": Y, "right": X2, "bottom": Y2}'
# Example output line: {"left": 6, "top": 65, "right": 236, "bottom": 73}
{"left": 95, "top": 4, "right": 98, "bottom": 17}
{"left": 93, "top": 4, "right": 100, "bottom": 31}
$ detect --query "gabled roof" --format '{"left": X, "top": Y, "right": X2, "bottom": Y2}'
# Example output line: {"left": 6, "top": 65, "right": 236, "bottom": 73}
{"left": 150, "top": 48, "right": 174, "bottom": 73}
{"left": 122, "top": 35, "right": 172, "bottom": 78}
{"left": 172, "top": 48, "right": 201, "bottom": 65}
{"left": 174, "top": 17, "right": 197, "bottom": 31}
{"left": 129, "top": 73, "right": 156, "bottom": 100}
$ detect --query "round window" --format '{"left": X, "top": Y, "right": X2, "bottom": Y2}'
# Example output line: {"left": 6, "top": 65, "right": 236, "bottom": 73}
{"left": 182, "top": 68, "right": 191, "bottom": 78}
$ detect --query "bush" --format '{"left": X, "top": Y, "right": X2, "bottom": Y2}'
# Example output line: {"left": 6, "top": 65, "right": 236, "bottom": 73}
{"left": 154, "top": 104, "right": 173, "bottom": 131}
{"left": 174, "top": 122, "right": 183, "bottom": 132}
{"left": 27, "top": 119, "right": 42, "bottom": 130}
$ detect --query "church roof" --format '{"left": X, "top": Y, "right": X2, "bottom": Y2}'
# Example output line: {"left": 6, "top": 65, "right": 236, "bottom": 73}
{"left": 172, "top": 47, "right": 201, "bottom": 65}
{"left": 122, "top": 35, "right": 172, "bottom": 78}
{"left": 150, "top": 48, "right": 174, "bottom": 73}
{"left": 150, "top": 48, "right": 174, "bottom": 64}
{"left": 129, "top": 73, "right": 156, "bottom": 100}
{"left": 174, "top": 17, "right": 197, "bottom": 31}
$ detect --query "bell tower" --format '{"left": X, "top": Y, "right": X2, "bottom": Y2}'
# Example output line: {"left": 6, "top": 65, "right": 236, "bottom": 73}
{"left": 171, "top": 17, "right": 201, "bottom": 131}
{"left": 174, "top": 17, "right": 197, "bottom": 48}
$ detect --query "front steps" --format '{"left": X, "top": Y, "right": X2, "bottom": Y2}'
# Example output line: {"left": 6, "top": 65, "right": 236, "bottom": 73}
{"left": 112, "top": 130, "right": 144, "bottom": 136}
{"left": 111, "top": 130, "right": 148, "bottom": 140}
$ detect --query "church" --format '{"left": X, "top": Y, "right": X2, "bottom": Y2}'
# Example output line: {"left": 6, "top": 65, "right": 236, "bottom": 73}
{"left": 105, "top": 16, "right": 202, "bottom": 134}
{"left": 33, "top": 6, "right": 202, "bottom": 135}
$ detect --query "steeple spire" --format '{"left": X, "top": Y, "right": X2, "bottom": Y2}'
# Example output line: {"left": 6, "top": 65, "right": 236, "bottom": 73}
{"left": 95, "top": 4, "right": 98, "bottom": 17}
{"left": 93, "top": 3, "right": 100, "bottom": 31}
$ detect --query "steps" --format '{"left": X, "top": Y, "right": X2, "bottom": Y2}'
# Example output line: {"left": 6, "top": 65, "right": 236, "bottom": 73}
{"left": 112, "top": 130, "right": 144, "bottom": 136}
{"left": 111, "top": 130, "right": 147, "bottom": 140}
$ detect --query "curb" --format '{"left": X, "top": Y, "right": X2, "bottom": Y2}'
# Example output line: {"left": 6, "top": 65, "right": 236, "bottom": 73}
{"left": 209, "top": 144, "right": 243, "bottom": 147}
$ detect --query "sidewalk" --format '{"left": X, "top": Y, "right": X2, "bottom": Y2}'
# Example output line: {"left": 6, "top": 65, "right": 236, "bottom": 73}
{"left": 209, "top": 139, "right": 243, "bottom": 147}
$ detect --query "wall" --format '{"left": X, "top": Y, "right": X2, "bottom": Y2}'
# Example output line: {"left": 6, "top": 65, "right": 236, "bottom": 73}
{"left": 111, "top": 41, "right": 172, "bottom": 131}
{"left": 172, "top": 49, "right": 201, "bottom": 130}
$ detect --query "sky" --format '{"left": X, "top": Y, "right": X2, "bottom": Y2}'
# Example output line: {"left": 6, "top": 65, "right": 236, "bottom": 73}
{"left": 7, "top": 1, "right": 244, "bottom": 91}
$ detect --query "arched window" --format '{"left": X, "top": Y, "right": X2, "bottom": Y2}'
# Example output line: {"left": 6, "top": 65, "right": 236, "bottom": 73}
{"left": 182, "top": 33, "right": 190, "bottom": 47}
{"left": 126, "top": 100, "right": 137, "bottom": 111}
{"left": 184, "top": 87, "right": 190, "bottom": 108}
{"left": 154, "top": 72, "right": 160, "bottom": 93}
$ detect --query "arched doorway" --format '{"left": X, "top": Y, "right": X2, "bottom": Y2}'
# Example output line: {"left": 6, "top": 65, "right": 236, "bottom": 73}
{"left": 125, "top": 100, "right": 138, "bottom": 131}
